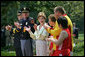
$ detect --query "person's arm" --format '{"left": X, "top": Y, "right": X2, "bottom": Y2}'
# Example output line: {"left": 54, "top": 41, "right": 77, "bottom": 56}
{"left": 28, "top": 30, "right": 37, "bottom": 40}
{"left": 14, "top": 21, "right": 22, "bottom": 32}
{"left": 11, "top": 27, "right": 22, "bottom": 33}
{"left": 12, "top": 28, "right": 16, "bottom": 34}
{"left": 45, "top": 21, "right": 62, "bottom": 36}
{"left": 25, "top": 26, "right": 36, "bottom": 40}
{"left": 47, "top": 30, "right": 68, "bottom": 46}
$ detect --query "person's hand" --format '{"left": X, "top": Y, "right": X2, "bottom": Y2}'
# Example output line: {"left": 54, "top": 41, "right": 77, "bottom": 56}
{"left": 5, "top": 26, "right": 9, "bottom": 30}
{"left": 24, "top": 26, "right": 31, "bottom": 32}
{"left": 14, "top": 22, "right": 21, "bottom": 28}
{"left": 46, "top": 37, "right": 54, "bottom": 41}
{"left": 44, "top": 23, "right": 50, "bottom": 29}
{"left": 33, "top": 24, "right": 37, "bottom": 31}
{"left": 5, "top": 25, "right": 12, "bottom": 31}
{"left": 46, "top": 38, "right": 51, "bottom": 41}
{"left": 8, "top": 25, "right": 12, "bottom": 31}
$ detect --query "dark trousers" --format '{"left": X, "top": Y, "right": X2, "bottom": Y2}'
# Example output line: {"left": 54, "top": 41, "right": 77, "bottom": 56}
{"left": 20, "top": 39, "right": 33, "bottom": 56}
{"left": 15, "top": 47, "right": 23, "bottom": 56}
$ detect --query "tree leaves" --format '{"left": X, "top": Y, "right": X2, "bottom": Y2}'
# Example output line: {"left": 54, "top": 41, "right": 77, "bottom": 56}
{"left": 1, "top": 1, "right": 84, "bottom": 31}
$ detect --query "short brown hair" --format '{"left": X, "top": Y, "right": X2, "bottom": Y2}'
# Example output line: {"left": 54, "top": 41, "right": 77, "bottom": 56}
{"left": 37, "top": 12, "right": 46, "bottom": 19}
{"left": 54, "top": 6, "right": 66, "bottom": 14}
{"left": 48, "top": 14, "right": 56, "bottom": 22}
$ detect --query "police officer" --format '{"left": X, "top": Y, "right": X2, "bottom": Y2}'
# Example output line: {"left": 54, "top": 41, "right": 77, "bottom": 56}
{"left": 5, "top": 11, "right": 23, "bottom": 56}
{"left": 13, "top": 11, "right": 23, "bottom": 56}
{"left": 16, "top": 7, "right": 35, "bottom": 56}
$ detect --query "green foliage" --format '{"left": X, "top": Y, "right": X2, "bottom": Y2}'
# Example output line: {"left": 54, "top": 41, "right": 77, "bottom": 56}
{"left": 1, "top": 1, "right": 84, "bottom": 31}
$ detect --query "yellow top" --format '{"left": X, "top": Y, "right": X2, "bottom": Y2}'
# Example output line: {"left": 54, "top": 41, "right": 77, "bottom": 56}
{"left": 46, "top": 21, "right": 62, "bottom": 50}
{"left": 46, "top": 15, "right": 73, "bottom": 51}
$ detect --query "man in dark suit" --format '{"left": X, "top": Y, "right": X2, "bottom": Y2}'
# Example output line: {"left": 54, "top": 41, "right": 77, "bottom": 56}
{"left": 15, "top": 7, "right": 35, "bottom": 56}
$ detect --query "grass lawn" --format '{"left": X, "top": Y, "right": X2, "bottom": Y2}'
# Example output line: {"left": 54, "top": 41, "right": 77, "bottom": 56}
{"left": 73, "top": 34, "right": 84, "bottom": 56}
{"left": 1, "top": 34, "right": 84, "bottom": 56}
{"left": 1, "top": 50, "right": 16, "bottom": 56}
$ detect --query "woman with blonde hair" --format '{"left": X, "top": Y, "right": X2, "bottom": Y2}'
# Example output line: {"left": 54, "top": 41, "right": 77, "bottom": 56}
{"left": 25, "top": 12, "right": 49, "bottom": 56}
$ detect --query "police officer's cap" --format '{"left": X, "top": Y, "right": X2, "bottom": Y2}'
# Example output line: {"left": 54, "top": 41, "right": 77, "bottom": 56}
{"left": 17, "top": 10, "right": 22, "bottom": 16}
{"left": 21, "top": 7, "right": 29, "bottom": 13}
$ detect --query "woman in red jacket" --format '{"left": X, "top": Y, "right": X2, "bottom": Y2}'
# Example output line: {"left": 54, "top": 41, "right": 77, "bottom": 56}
{"left": 46, "top": 16, "right": 71, "bottom": 56}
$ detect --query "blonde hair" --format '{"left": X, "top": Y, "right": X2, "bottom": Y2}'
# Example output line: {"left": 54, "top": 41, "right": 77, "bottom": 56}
{"left": 37, "top": 12, "right": 46, "bottom": 19}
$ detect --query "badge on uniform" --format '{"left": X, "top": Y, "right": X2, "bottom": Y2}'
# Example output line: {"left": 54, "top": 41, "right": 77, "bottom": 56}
{"left": 26, "top": 22, "right": 28, "bottom": 25}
